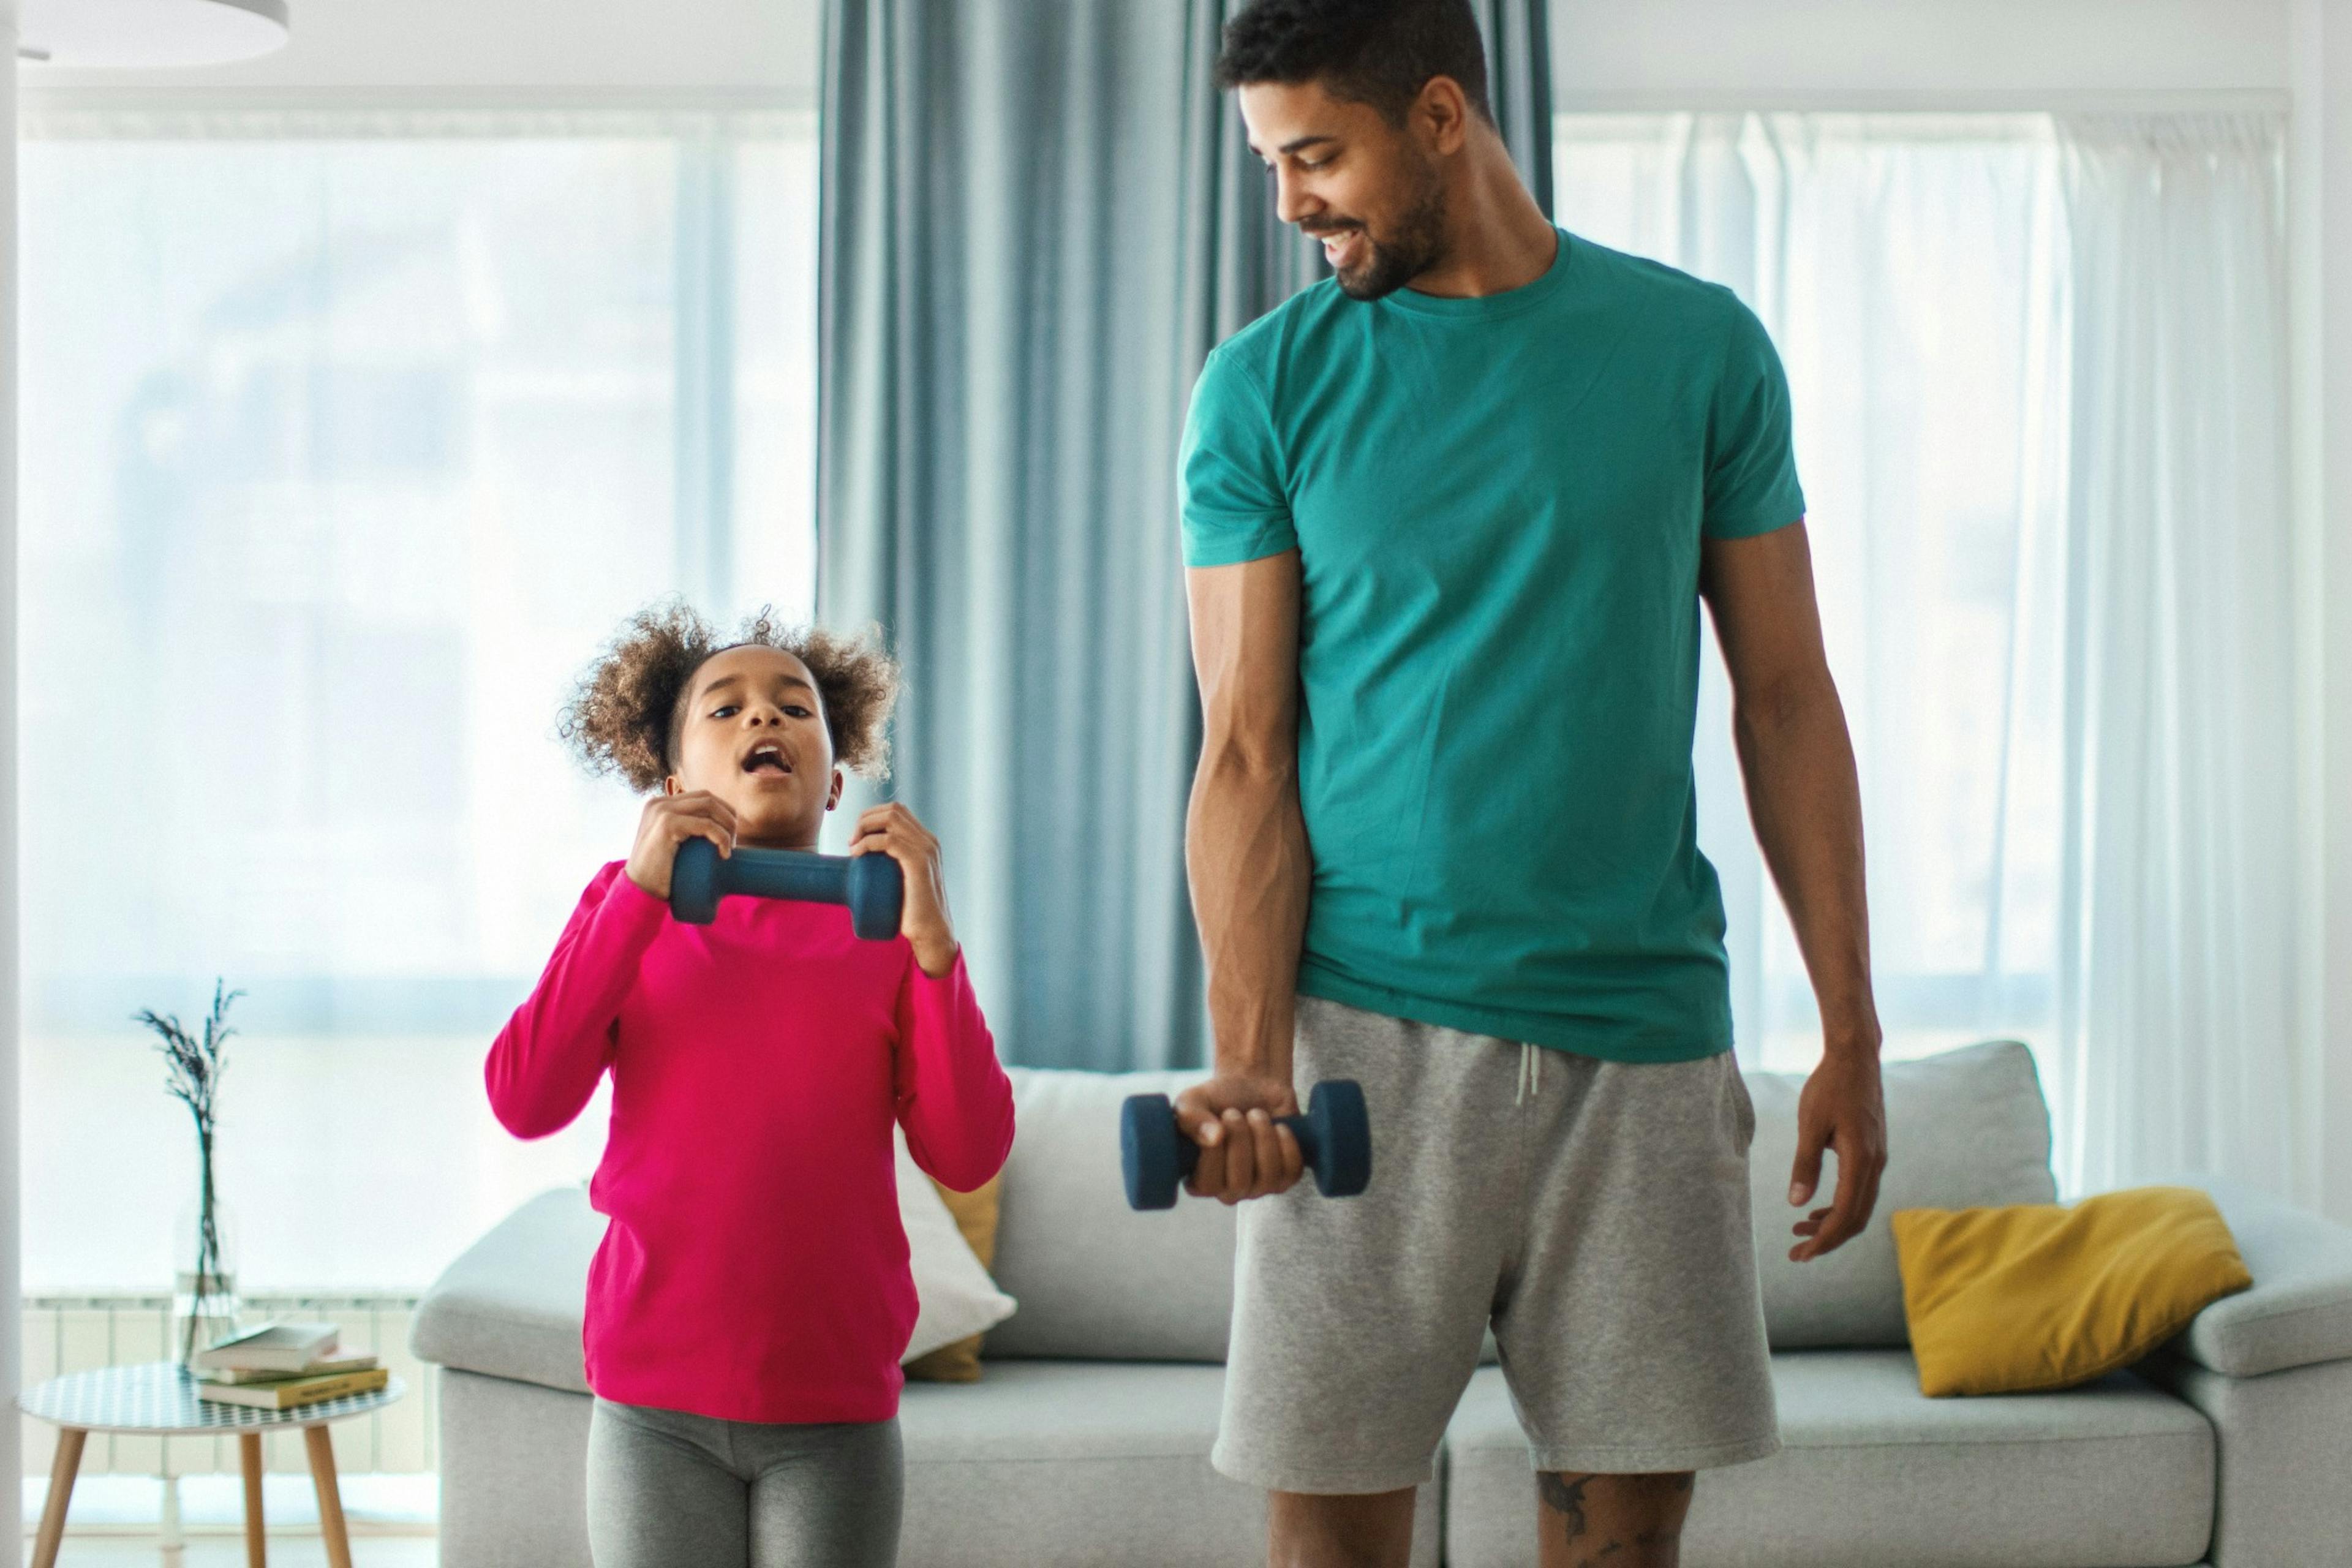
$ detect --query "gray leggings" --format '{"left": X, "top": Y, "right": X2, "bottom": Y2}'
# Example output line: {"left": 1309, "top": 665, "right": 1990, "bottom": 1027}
{"left": 585, "top": 1396, "right": 903, "bottom": 1568}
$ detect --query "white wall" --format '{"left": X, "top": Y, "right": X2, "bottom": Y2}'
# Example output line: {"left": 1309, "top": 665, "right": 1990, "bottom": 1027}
{"left": 4, "top": 2, "right": 21, "bottom": 1558}
{"left": 26, "top": 0, "right": 2284, "bottom": 100}
{"left": 23, "top": 0, "right": 820, "bottom": 96}
{"left": 1555, "top": 0, "right": 2289, "bottom": 102}
{"left": 2293, "top": 0, "right": 2352, "bottom": 1227}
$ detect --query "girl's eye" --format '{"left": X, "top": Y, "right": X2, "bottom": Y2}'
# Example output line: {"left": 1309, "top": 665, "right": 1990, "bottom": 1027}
{"left": 712, "top": 704, "right": 739, "bottom": 719}
{"left": 785, "top": 706, "right": 813, "bottom": 719}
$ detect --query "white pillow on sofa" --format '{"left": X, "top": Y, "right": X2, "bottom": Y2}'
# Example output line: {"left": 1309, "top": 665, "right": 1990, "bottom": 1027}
{"left": 895, "top": 1126, "right": 1018, "bottom": 1364}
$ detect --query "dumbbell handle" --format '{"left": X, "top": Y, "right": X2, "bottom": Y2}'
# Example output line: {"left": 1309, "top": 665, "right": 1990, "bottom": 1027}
{"left": 671, "top": 837, "right": 904, "bottom": 938}
{"left": 1170, "top": 1112, "right": 1323, "bottom": 1179}
{"left": 720, "top": 846, "right": 857, "bottom": 904}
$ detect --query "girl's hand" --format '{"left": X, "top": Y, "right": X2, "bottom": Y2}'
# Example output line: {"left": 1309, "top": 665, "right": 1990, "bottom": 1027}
{"left": 625, "top": 791, "right": 739, "bottom": 901}
{"left": 849, "top": 802, "right": 958, "bottom": 976}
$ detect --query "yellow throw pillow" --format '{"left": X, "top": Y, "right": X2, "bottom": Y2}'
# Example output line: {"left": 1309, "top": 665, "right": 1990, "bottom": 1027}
{"left": 1893, "top": 1186, "right": 2252, "bottom": 1397}
{"left": 903, "top": 1172, "right": 1004, "bottom": 1384}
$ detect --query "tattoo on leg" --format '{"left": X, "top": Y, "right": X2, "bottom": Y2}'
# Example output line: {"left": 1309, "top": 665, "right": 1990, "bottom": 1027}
{"left": 1538, "top": 1472, "right": 1591, "bottom": 1539}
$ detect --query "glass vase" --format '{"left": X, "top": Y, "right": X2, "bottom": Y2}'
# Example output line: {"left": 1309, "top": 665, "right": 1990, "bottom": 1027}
{"left": 171, "top": 1194, "right": 242, "bottom": 1365}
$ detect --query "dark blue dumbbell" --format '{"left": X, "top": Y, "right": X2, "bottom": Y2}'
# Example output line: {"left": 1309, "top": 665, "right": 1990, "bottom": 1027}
{"left": 669, "top": 836, "right": 905, "bottom": 940}
{"left": 1120, "top": 1080, "right": 1372, "bottom": 1210}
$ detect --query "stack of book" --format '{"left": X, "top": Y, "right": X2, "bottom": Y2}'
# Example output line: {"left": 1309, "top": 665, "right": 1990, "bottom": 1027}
{"left": 190, "top": 1321, "right": 389, "bottom": 1411}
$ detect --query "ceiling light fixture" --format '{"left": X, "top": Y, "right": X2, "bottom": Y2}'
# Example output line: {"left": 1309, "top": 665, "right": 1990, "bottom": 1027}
{"left": 18, "top": 0, "right": 290, "bottom": 68}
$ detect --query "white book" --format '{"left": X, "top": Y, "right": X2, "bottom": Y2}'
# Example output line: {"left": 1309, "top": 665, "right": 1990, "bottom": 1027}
{"left": 196, "top": 1349, "right": 380, "bottom": 1385}
{"left": 192, "top": 1320, "right": 341, "bottom": 1374}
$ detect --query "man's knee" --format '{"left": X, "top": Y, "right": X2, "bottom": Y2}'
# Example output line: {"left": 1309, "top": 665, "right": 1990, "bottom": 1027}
{"left": 1536, "top": 1471, "right": 1697, "bottom": 1562}
{"left": 1267, "top": 1486, "right": 1418, "bottom": 1568}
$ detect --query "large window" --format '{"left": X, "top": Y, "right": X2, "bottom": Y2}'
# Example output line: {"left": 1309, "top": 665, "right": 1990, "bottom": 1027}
{"left": 1556, "top": 113, "right": 2073, "bottom": 1077}
{"left": 1553, "top": 106, "right": 2300, "bottom": 1216}
{"left": 22, "top": 111, "right": 818, "bottom": 1291}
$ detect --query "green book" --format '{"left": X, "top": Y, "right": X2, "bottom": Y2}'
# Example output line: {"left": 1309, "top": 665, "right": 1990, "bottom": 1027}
{"left": 194, "top": 1366, "right": 388, "bottom": 1411}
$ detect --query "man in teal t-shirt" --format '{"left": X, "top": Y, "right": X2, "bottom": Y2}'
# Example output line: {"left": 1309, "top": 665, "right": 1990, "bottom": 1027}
{"left": 1171, "top": 2, "right": 1890, "bottom": 1563}
{"left": 1183, "top": 210, "right": 1806, "bottom": 1063}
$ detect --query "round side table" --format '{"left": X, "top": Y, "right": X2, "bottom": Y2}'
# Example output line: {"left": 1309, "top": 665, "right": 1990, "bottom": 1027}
{"left": 18, "top": 1359, "right": 407, "bottom": 1568}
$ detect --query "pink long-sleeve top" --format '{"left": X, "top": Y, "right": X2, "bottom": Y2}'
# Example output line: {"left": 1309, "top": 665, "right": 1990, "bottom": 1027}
{"left": 484, "top": 858, "right": 1016, "bottom": 1425}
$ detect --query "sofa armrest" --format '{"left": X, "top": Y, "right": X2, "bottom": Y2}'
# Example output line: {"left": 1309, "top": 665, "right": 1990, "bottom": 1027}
{"left": 408, "top": 1185, "right": 601, "bottom": 1395}
{"left": 2139, "top": 1175, "right": 2352, "bottom": 1378}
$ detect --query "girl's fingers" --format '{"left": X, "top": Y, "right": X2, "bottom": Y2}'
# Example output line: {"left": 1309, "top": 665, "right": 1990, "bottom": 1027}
{"left": 855, "top": 802, "right": 933, "bottom": 842}
{"left": 660, "top": 806, "right": 734, "bottom": 853}
{"left": 655, "top": 795, "right": 736, "bottom": 835}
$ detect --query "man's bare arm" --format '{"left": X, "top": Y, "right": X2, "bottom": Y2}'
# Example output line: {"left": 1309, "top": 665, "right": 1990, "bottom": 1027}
{"left": 1178, "top": 549, "right": 1311, "bottom": 1201}
{"left": 1698, "top": 521, "right": 1887, "bottom": 1261}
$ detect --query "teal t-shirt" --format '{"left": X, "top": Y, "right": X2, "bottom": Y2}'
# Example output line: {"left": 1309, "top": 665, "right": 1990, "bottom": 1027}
{"left": 1178, "top": 227, "right": 1805, "bottom": 1063}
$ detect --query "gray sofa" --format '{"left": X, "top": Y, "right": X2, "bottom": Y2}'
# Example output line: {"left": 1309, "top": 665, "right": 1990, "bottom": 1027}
{"left": 412, "top": 1040, "right": 2352, "bottom": 1566}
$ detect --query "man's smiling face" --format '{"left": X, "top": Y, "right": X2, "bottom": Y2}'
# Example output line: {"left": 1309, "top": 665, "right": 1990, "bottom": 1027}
{"left": 1238, "top": 77, "right": 1450, "bottom": 301}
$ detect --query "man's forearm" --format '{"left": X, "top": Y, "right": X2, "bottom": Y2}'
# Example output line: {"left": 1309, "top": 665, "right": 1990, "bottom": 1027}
{"left": 1732, "top": 677, "right": 1882, "bottom": 1057}
{"left": 1186, "top": 743, "right": 1312, "bottom": 1081}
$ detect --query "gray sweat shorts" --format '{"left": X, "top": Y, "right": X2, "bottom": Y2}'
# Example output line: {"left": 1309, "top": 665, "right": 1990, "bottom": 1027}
{"left": 1211, "top": 993, "right": 1780, "bottom": 1494}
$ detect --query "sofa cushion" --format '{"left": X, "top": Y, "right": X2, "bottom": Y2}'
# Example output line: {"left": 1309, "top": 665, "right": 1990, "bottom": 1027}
{"left": 437, "top": 1359, "right": 1440, "bottom": 1568}
{"left": 1442, "top": 1351, "right": 2214, "bottom": 1568}
{"left": 410, "top": 1187, "right": 600, "bottom": 1393}
{"left": 895, "top": 1125, "right": 1019, "bottom": 1363}
{"left": 1747, "top": 1039, "right": 2057, "bottom": 1349}
{"left": 984, "top": 1068, "right": 1240, "bottom": 1360}
{"left": 411, "top": 1176, "right": 1019, "bottom": 1393}
{"left": 899, "top": 1360, "right": 1439, "bottom": 1566}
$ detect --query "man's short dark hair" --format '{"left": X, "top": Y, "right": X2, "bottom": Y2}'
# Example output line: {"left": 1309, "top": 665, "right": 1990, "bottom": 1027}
{"left": 1216, "top": 0, "right": 1493, "bottom": 127}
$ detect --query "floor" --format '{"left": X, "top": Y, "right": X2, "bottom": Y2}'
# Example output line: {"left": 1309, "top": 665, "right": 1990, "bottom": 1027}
{"left": 28, "top": 1537, "right": 436, "bottom": 1566}
{"left": 25, "top": 1474, "right": 438, "bottom": 1566}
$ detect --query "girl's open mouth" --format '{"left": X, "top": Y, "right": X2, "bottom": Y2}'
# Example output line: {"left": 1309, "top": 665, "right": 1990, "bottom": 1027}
{"left": 742, "top": 742, "right": 793, "bottom": 776}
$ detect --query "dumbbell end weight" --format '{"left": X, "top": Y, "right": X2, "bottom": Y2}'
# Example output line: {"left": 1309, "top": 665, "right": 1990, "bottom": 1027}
{"left": 1306, "top": 1079, "right": 1372, "bottom": 1199}
{"left": 1120, "top": 1093, "right": 1189, "bottom": 1210}
{"left": 843, "top": 851, "right": 906, "bottom": 941}
{"left": 670, "top": 835, "right": 725, "bottom": 925}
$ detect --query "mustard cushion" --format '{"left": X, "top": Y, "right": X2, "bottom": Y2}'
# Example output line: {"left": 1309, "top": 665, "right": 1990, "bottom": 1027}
{"left": 903, "top": 1172, "right": 1003, "bottom": 1384}
{"left": 1892, "top": 1185, "right": 2252, "bottom": 1397}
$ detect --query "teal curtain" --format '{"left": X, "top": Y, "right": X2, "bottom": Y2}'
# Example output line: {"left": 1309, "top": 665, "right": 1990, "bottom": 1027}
{"left": 818, "top": 0, "right": 1552, "bottom": 1069}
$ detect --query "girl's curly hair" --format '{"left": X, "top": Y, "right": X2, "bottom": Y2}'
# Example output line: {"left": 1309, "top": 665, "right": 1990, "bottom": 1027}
{"left": 559, "top": 600, "right": 901, "bottom": 793}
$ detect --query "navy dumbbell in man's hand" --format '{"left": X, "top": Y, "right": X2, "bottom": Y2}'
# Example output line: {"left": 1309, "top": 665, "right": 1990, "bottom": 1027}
{"left": 1172, "top": 1072, "right": 1306, "bottom": 1204}
{"left": 1127, "top": 1079, "right": 1370, "bottom": 1210}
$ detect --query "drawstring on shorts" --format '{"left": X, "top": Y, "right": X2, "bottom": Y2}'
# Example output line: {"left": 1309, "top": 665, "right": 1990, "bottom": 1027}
{"left": 1513, "top": 1040, "right": 1541, "bottom": 1106}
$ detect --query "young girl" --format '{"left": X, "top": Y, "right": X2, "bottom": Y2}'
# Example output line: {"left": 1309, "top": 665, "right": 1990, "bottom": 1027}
{"left": 485, "top": 601, "right": 1014, "bottom": 1568}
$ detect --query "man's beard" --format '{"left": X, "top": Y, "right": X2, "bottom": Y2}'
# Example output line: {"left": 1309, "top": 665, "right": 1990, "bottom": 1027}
{"left": 1320, "top": 167, "right": 1448, "bottom": 301}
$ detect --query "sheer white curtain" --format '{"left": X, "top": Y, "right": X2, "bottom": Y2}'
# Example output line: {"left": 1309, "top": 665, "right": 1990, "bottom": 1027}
{"left": 20, "top": 111, "right": 820, "bottom": 1289}
{"left": 1557, "top": 111, "right": 2299, "bottom": 1199}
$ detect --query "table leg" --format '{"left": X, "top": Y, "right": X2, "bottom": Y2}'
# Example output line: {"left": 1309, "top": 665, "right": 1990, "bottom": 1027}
{"left": 240, "top": 1431, "right": 268, "bottom": 1568}
{"left": 302, "top": 1424, "right": 355, "bottom": 1568}
{"left": 31, "top": 1427, "right": 86, "bottom": 1568}
{"left": 160, "top": 1438, "right": 183, "bottom": 1568}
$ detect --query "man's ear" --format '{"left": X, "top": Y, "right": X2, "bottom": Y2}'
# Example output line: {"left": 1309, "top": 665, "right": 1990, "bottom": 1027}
{"left": 662, "top": 774, "right": 681, "bottom": 797}
{"left": 1414, "top": 74, "right": 1472, "bottom": 157}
